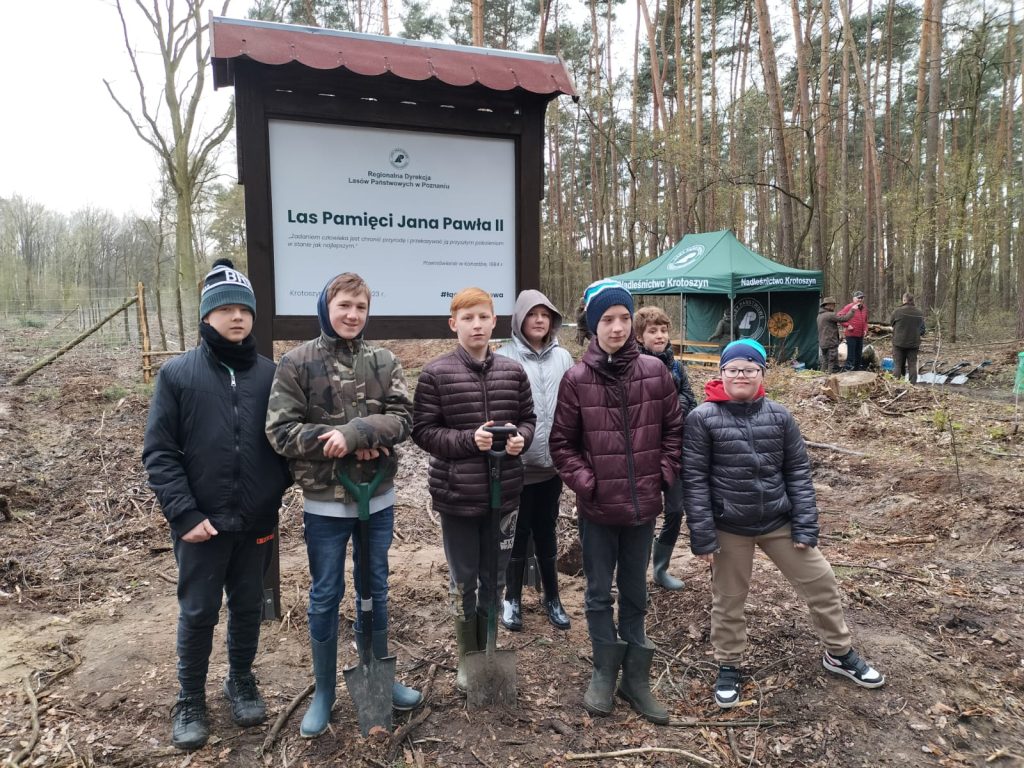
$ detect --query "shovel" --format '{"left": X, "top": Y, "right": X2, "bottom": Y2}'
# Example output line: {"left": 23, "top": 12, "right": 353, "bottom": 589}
{"left": 949, "top": 360, "right": 991, "bottom": 385}
{"left": 465, "top": 424, "right": 518, "bottom": 709}
{"left": 339, "top": 461, "right": 396, "bottom": 737}
{"left": 918, "top": 361, "right": 967, "bottom": 385}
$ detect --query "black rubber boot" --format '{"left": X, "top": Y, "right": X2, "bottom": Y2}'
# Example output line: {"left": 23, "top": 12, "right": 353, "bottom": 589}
{"left": 501, "top": 557, "right": 525, "bottom": 631}
{"left": 652, "top": 541, "right": 685, "bottom": 591}
{"left": 616, "top": 641, "right": 670, "bottom": 724}
{"left": 454, "top": 615, "right": 479, "bottom": 692}
{"left": 583, "top": 640, "right": 628, "bottom": 716}
{"left": 171, "top": 693, "right": 209, "bottom": 751}
{"left": 538, "top": 556, "right": 570, "bottom": 629}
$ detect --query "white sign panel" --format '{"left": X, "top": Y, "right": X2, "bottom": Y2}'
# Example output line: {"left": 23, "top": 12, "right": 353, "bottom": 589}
{"left": 268, "top": 120, "right": 516, "bottom": 316}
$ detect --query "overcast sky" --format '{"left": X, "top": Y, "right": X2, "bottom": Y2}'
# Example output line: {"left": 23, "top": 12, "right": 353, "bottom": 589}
{"left": 0, "top": 0, "right": 234, "bottom": 218}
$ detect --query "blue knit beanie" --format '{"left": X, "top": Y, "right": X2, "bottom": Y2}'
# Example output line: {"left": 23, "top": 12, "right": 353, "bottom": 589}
{"left": 583, "top": 279, "right": 634, "bottom": 334}
{"left": 720, "top": 339, "right": 767, "bottom": 369}
{"left": 199, "top": 259, "right": 256, "bottom": 320}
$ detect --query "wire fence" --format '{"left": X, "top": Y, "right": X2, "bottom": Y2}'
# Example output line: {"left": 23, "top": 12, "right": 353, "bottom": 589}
{"left": 0, "top": 285, "right": 202, "bottom": 385}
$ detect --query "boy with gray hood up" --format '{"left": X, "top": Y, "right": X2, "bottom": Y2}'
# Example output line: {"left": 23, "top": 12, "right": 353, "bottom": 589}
{"left": 496, "top": 290, "right": 574, "bottom": 632}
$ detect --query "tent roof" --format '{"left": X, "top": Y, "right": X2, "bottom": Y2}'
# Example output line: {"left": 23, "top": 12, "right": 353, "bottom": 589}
{"left": 610, "top": 230, "right": 822, "bottom": 296}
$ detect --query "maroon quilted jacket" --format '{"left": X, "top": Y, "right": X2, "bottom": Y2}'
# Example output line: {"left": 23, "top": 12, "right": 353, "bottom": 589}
{"left": 412, "top": 346, "right": 536, "bottom": 517}
{"left": 550, "top": 335, "right": 683, "bottom": 526}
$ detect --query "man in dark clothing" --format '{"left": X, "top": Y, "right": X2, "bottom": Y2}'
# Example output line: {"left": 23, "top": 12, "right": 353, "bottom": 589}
{"left": 143, "top": 259, "right": 291, "bottom": 751}
{"left": 816, "top": 297, "right": 856, "bottom": 373}
{"left": 890, "top": 293, "right": 926, "bottom": 384}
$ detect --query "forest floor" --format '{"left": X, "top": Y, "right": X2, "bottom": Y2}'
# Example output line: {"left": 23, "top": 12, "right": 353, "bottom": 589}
{"left": 1, "top": 325, "right": 1023, "bottom": 768}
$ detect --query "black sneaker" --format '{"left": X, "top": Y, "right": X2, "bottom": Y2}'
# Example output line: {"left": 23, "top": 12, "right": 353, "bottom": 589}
{"left": 823, "top": 649, "right": 885, "bottom": 688}
{"left": 171, "top": 695, "right": 209, "bottom": 751}
{"left": 714, "top": 665, "right": 742, "bottom": 708}
{"left": 223, "top": 672, "right": 267, "bottom": 726}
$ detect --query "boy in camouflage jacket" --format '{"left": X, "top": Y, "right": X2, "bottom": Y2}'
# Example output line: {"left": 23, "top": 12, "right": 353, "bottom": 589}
{"left": 265, "top": 273, "right": 422, "bottom": 738}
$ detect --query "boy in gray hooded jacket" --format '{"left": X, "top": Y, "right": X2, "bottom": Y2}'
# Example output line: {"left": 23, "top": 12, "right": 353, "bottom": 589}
{"left": 496, "top": 290, "right": 574, "bottom": 632}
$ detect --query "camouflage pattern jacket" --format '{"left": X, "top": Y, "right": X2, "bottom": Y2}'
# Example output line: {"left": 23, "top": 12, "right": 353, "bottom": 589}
{"left": 266, "top": 333, "right": 412, "bottom": 503}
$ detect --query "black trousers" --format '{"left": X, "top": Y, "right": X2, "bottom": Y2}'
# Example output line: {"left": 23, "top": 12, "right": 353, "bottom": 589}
{"left": 441, "top": 509, "right": 517, "bottom": 618}
{"left": 510, "top": 476, "right": 562, "bottom": 561}
{"left": 172, "top": 529, "right": 269, "bottom": 696}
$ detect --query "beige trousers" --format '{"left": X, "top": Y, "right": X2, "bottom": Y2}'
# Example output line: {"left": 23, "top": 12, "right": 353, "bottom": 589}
{"left": 711, "top": 525, "right": 852, "bottom": 664}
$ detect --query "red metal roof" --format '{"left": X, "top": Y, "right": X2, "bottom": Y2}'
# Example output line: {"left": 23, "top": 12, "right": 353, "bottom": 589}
{"left": 210, "top": 17, "right": 576, "bottom": 98}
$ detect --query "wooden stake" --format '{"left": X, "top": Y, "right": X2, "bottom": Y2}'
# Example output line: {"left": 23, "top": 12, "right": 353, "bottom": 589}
{"left": 137, "top": 282, "right": 152, "bottom": 384}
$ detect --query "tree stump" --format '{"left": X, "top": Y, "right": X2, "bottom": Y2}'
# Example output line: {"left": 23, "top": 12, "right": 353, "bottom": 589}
{"left": 823, "top": 371, "right": 878, "bottom": 399}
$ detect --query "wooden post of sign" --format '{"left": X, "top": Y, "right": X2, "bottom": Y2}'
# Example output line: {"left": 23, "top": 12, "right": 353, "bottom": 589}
{"left": 137, "top": 282, "right": 153, "bottom": 384}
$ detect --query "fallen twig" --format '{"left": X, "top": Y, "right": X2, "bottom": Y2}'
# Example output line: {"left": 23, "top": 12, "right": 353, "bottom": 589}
{"left": 155, "top": 571, "right": 177, "bottom": 585}
{"left": 882, "top": 534, "right": 937, "bottom": 546}
{"left": 805, "top": 441, "right": 868, "bottom": 457}
{"left": 566, "top": 746, "right": 715, "bottom": 765}
{"left": 668, "top": 718, "right": 785, "bottom": 728}
{"left": 9, "top": 676, "right": 40, "bottom": 767}
{"left": 260, "top": 682, "right": 314, "bottom": 755}
{"left": 388, "top": 706, "right": 432, "bottom": 761}
{"left": 832, "top": 562, "right": 933, "bottom": 585}
{"left": 981, "top": 447, "right": 1024, "bottom": 458}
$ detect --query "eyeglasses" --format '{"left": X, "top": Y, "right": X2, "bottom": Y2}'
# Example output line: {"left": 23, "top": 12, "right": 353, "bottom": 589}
{"left": 721, "top": 367, "right": 763, "bottom": 378}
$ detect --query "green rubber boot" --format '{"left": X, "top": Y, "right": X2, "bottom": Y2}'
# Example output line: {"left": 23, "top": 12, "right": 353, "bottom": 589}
{"left": 454, "top": 615, "right": 480, "bottom": 692}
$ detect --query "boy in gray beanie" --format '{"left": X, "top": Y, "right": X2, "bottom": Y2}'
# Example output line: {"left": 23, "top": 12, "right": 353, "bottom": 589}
{"left": 143, "top": 258, "right": 291, "bottom": 750}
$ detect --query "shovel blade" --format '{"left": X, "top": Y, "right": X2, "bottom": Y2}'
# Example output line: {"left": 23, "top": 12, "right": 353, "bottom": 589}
{"left": 464, "top": 649, "right": 517, "bottom": 708}
{"left": 343, "top": 656, "right": 396, "bottom": 736}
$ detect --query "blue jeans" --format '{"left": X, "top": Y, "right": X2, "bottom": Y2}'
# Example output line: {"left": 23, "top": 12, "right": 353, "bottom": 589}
{"left": 304, "top": 507, "right": 394, "bottom": 643}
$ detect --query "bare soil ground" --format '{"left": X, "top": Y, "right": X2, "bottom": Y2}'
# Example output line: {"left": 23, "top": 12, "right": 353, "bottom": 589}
{"left": 1, "top": 326, "right": 1022, "bottom": 768}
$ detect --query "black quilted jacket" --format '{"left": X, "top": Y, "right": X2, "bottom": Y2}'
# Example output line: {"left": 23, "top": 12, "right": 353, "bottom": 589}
{"left": 682, "top": 395, "right": 819, "bottom": 554}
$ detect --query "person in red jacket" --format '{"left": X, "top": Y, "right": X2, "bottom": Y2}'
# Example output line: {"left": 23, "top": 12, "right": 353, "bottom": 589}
{"left": 412, "top": 287, "right": 536, "bottom": 693}
{"left": 550, "top": 279, "right": 683, "bottom": 724}
{"left": 838, "top": 291, "right": 868, "bottom": 370}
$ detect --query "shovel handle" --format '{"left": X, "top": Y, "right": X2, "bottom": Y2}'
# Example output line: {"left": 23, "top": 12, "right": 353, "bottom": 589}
{"left": 336, "top": 460, "right": 387, "bottom": 522}
{"left": 336, "top": 460, "right": 386, "bottom": 644}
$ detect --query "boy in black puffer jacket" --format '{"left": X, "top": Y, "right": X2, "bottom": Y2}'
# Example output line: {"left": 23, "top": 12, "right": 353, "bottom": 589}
{"left": 143, "top": 259, "right": 291, "bottom": 751}
{"left": 634, "top": 306, "right": 696, "bottom": 591}
{"left": 682, "top": 339, "right": 885, "bottom": 709}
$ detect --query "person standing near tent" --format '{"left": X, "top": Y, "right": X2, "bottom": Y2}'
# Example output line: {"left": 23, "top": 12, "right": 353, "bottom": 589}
{"left": 634, "top": 306, "right": 696, "bottom": 591}
{"left": 890, "top": 293, "right": 927, "bottom": 384}
{"left": 838, "top": 292, "right": 868, "bottom": 370}
{"left": 817, "top": 297, "right": 855, "bottom": 374}
{"left": 550, "top": 279, "right": 683, "bottom": 724}
{"left": 495, "top": 289, "right": 573, "bottom": 632}
{"left": 709, "top": 309, "right": 732, "bottom": 353}
{"left": 683, "top": 338, "right": 886, "bottom": 709}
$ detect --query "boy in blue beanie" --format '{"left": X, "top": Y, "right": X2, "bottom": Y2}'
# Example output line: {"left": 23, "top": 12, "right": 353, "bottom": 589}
{"left": 551, "top": 279, "right": 683, "bottom": 724}
{"left": 265, "top": 272, "right": 422, "bottom": 738}
{"left": 143, "top": 259, "right": 292, "bottom": 750}
{"left": 683, "top": 339, "right": 885, "bottom": 709}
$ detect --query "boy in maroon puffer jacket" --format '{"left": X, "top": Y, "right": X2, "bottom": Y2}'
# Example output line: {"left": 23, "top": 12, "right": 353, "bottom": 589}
{"left": 550, "top": 279, "right": 682, "bottom": 724}
{"left": 412, "top": 287, "right": 536, "bottom": 694}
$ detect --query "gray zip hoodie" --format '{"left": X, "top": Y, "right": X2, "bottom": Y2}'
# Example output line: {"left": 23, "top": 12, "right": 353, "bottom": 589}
{"left": 496, "top": 290, "right": 574, "bottom": 484}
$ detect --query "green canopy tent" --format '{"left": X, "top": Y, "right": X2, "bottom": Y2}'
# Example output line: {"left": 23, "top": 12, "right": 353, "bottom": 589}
{"left": 609, "top": 230, "right": 823, "bottom": 366}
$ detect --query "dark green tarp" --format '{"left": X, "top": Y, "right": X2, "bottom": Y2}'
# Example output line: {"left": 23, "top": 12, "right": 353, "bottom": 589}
{"left": 609, "top": 230, "right": 823, "bottom": 366}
